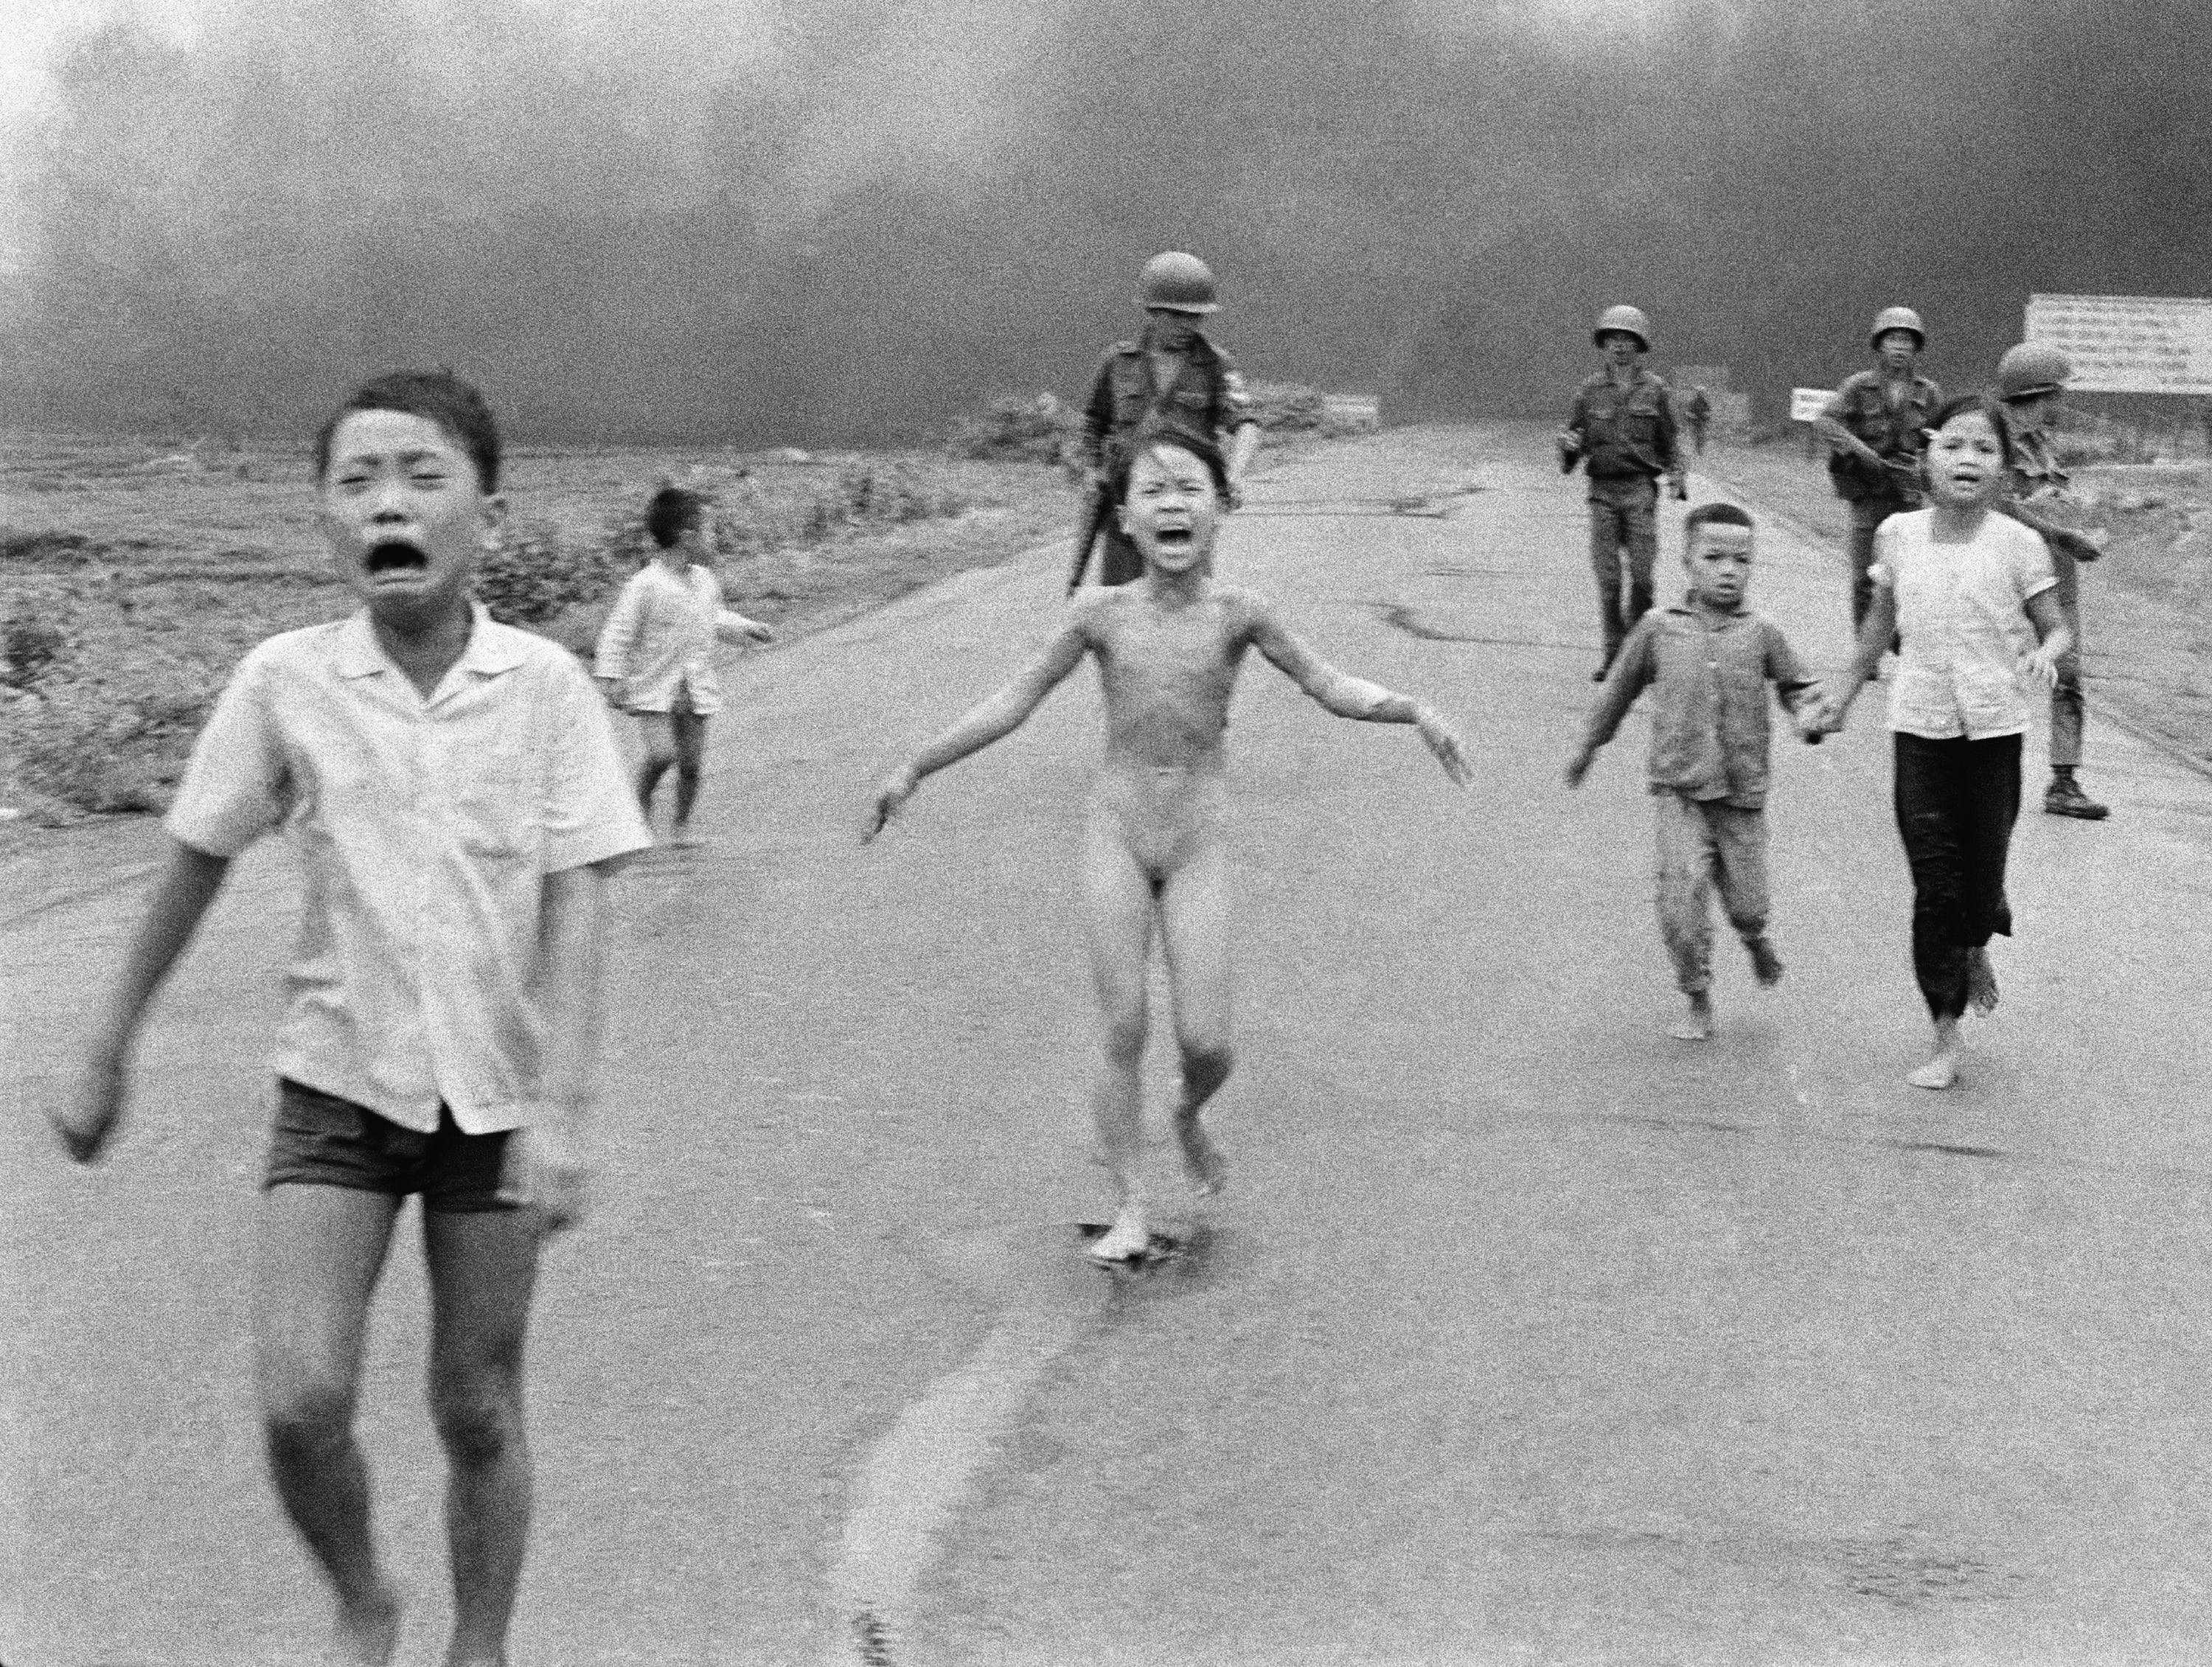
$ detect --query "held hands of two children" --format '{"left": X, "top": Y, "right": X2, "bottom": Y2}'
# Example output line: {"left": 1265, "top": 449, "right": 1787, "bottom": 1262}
{"left": 2018, "top": 642, "right": 2065, "bottom": 692}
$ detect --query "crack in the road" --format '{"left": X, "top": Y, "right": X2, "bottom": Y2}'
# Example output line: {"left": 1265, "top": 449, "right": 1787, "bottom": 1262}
{"left": 1366, "top": 601, "right": 1587, "bottom": 652}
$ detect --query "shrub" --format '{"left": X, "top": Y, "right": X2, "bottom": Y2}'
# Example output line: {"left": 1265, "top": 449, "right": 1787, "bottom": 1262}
{"left": 1248, "top": 382, "right": 1380, "bottom": 438}
{"left": 4, "top": 613, "right": 67, "bottom": 688}
{"left": 473, "top": 520, "right": 630, "bottom": 627}
{"left": 0, "top": 528, "right": 100, "bottom": 565}
{"left": 947, "top": 394, "right": 1084, "bottom": 467}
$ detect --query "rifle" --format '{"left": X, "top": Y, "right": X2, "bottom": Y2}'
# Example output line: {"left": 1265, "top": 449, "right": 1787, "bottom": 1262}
{"left": 1066, "top": 481, "right": 1113, "bottom": 594}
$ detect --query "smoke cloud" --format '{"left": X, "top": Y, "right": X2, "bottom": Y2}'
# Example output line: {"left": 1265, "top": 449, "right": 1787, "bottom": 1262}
{"left": 4, "top": 0, "right": 2206, "bottom": 444}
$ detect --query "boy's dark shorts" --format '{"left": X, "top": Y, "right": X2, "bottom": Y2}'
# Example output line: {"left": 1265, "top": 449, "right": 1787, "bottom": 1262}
{"left": 265, "top": 1078, "right": 516, "bottom": 1213}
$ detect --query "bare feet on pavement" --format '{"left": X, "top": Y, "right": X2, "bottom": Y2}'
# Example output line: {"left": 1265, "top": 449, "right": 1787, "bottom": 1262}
{"left": 1746, "top": 936, "right": 1784, "bottom": 987}
{"left": 1089, "top": 1201, "right": 1150, "bottom": 1264}
{"left": 1910, "top": 1017, "right": 1962, "bottom": 1089}
{"left": 1669, "top": 992, "right": 1714, "bottom": 1042}
{"left": 1967, "top": 948, "right": 1998, "bottom": 1017}
{"left": 333, "top": 1583, "right": 402, "bottom": 1667}
{"left": 1176, "top": 1114, "right": 1228, "bottom": 1197}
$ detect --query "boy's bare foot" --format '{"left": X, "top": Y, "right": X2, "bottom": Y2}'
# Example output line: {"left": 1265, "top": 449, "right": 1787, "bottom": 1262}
{"left": 670, "top": 822, "right": 703, "bottom": 849}
{"left": 1745, "top": 936, "right": 1784, "bottom": 986}
{"left": 1669, "top": 992, "right": 1714, "bottom": 1042}
{"left": 1966, "top": 949, "right": 1998, "bottom": 1017}
{"left": 333, "top": 1583, "right": 402, "bottom": 1667}
{"left": 1175, "top": 1116, "right": 1228, "bottom": 1197}
{"left": 1089, "top": 1203, "right": 1150, "bottom": 1264}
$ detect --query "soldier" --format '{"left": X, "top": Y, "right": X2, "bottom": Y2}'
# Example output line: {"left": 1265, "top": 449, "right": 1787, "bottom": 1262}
{"left": 1073, "top": 251, "right": 1262, "bottom": 590}
{"left": 1557, "top": 304, "right": 1688, "bottom": 679}
{"left": 1685, "top": 385, "right": 1713, "bottom": 454}
{"left": 1994, "top": 343, "right": 2110, "bottom": 820}
{"left": 1813, "top": 306, "right": 1943, "bottom": 638}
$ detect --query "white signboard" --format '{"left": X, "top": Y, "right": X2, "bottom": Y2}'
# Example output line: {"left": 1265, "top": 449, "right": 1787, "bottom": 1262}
{"left": 2025, "top": 293, "right": 2212, "bottom": 396}
{"left": 1790, "top": 387, "right": 1832, "bottom": 423}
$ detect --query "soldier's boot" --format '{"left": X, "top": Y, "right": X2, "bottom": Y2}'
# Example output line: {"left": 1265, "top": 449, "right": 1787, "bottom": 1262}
{"left": 2044, "top": 770, "right": 2110, "bottom": 821}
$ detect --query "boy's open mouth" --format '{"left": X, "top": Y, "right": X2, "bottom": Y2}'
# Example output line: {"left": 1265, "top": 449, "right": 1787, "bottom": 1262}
{"left": 1155, "top": 526, "right": 1194, "bottom": 549}
{"left": 364, "top": 539, "right": 430, "bottom": 576}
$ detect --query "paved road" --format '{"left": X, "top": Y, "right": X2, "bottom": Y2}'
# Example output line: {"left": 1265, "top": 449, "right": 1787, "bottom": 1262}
{"left": 8, "top": 425, "right": 2211, "bottom": 1666}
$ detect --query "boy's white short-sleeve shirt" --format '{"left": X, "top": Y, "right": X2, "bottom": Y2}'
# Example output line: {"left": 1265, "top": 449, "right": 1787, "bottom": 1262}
{"left": 167, "top": 605, "right": 652, "bottom": 1133}
{"left": 1870, "top": 509, "right": 2057, "bottom": 741}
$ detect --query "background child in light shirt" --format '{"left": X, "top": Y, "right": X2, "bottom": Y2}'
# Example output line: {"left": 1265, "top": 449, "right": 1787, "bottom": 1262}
{"left": 594, "top": 485, "right": 775, "bottom": 847}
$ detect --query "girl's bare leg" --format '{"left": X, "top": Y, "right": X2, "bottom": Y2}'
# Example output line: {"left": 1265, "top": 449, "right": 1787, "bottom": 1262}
{"left": 1159, "top": 839, "right": 1233, "bottom": 1195}
{"left": 1083, "top": 812, "right": 1157, "bottom": 1261}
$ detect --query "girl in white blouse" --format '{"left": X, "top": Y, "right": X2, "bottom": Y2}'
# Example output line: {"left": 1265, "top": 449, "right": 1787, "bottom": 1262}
{"left": 1807, "top": 394, "right": 2071, "bottom": 1089}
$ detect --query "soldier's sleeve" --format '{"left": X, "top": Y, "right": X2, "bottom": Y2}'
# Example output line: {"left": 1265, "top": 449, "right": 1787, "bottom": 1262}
{"left": 1811, "top": 375, "right": 1860, "bottom": 451}
{"left": 1565, "top": 383, "right": 1590, "bottom": 439}
{"left": 1216, "top": 358, "right": 1257, "bottom": 434}
{"left": 1081, "top": 355, "right": 1116, "bottom": 468}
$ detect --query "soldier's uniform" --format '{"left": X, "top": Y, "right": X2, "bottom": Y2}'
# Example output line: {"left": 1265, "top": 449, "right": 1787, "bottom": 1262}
{"left": 1685, "top": 386, "right": 1712, "bottom": 453}
{"left": 2004, "top": 420, "right": 2094, "bottom": 783}
{"left": 1818, "top": 367, "right": 1943, "bottom": 632}
{"left": 1564, "top": 365, "right": 1682, "bottom": 669}
{"left": 1081, "top": 335, "right": 1253, "bottom": 585}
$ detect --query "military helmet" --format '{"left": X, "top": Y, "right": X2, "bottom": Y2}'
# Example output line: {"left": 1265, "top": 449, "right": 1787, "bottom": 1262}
{"left": 1869, "top": 306, "right": 1927, "bottom": 350}
{"left": 1138, "top": 251, "right": 1219, "bottom": 315}
{"left": 1592, "top": 304, "right": 1652, "bottom": 352}
{"left": 1996, "top": 342, "right": 2073, "bottom": 402}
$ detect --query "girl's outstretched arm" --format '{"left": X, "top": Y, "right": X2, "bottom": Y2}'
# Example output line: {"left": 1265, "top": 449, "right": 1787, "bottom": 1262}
{"left": 865, "top": 610, "right": 1095, "bottom": 839}
{"left": 1245, "top": 596, "right": 1472, "bottom": 785}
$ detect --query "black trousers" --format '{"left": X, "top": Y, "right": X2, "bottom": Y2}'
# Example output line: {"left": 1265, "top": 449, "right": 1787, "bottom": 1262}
{"left": 1893, "top": 731, "right": 2022, "bottom": 1020}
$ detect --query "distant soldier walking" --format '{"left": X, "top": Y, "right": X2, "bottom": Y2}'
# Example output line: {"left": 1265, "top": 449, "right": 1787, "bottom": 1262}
{"left": 1995, "top": 343, "right": 2110, "bottom": 820}
{"left": 1557, "top": 304, "right": 1687, "bottom": 679}
{"left": 1073, "top": 251, "right": 1261, "bottom": 590}
{"left": 1814, "top": 307, "right": 1942, "bottom": 637}
{"left": 1685, "top": 386, "right": 1713, "bottom": 454}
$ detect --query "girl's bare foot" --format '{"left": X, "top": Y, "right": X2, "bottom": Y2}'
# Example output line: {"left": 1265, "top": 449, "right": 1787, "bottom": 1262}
{"left": 1966, "top": 948, "right": 1998, "bottom": 1017}
{"left": 1089, "top": 1202, "right": 1150, "bottom": 1264}
{"left": 1909, "top": 1017, "right": 1961, "bottom": 1089}
{"left": 334, "top": 1582, "right": 402, "bottom": 1667}
{"left": 1669, "top": 992, "right": 1714, "bottom": 1042}
{"left": 1175, "top": 1116, "right": 1228, "bottom": 1197}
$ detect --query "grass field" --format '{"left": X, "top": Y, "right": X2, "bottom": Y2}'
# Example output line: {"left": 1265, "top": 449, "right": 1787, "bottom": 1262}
{"left": 0, "top": 435, "right": 1088, "bottom": 830}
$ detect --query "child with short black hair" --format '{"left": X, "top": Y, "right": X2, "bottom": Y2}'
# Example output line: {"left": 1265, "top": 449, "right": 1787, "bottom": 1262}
{"left": 594, "top": 484, "right": 775, "bottom": 846}
{"left": 869, "top": 434, "right": 1470, "bottom": 1263}
{"left": 56, "top": 369, "right": 650, "bottom": 1666}
{"left": 1568, "top": 501, "right": 1816, "bottom": 1040}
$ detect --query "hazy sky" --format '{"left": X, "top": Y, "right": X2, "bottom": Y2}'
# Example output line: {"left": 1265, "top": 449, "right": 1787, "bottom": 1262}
{"left": 3, "top": 0, "right": 2203, "bottom": 440}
